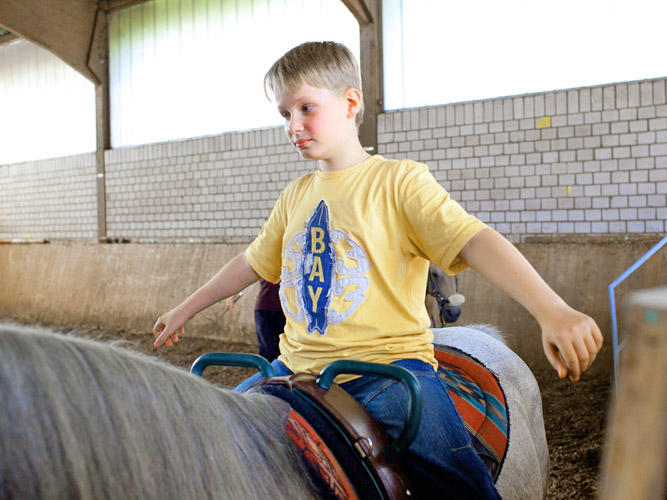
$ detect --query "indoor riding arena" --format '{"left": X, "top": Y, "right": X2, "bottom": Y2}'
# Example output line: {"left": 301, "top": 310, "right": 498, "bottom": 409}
{"left": 1, "top": 2, "right": 666, "bottom": 499}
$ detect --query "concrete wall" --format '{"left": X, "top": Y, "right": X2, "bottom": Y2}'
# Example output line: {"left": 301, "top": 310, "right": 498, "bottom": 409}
{"left": 1, "top": 77, "right": 665, "bottom": 243}
{"left": 2, "top": 236, "right": 664, "bottom": 374}
{"left": 0, "top": 242, "right": 258, "bottom": 344}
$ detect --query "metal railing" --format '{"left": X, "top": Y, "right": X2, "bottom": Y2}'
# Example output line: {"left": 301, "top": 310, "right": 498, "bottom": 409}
{"left": 608, "top": 234, "right": 667, "bottom": 393}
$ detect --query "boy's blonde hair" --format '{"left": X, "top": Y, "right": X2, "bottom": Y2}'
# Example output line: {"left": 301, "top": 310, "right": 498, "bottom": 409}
{"left": 265, "top": 41, "right": 364, "bottom": 127}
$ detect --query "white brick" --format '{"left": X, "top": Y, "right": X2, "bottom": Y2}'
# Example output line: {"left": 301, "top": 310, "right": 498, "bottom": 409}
{"left": 620, "top": 108, "right": 638, "bottom": 121}
{"left": 648, "top": 194, "right": 666, "bottom": 206}
{"left": 638, "top": 106, "right": 656, "bottom": 119}
{"left": 574, "top": 222, "right": 591, "bottom": 233}
{"left": 545, "top": 93, "right": 556, "bottom": 115}
{"left": 580, "top": 88, "right": 591, "bottom": 112}
{"left": 627, "top": 221, "right": 645, "bottom": 232}
{"left": 646, "top": 220, "right": 664, "bottom": 232}
{"left": 640, "top": 81, "right": 654, "bottom": 106}
{"left": 609, "top": 221, "right": 626, "bottom": 232}
{"left": 628, "top": 83, "right": 640, "bottom": 107}
{"left": 603, "top": 86, "right": 616, "bottom": 110}
{"left": 650, "top": 117, "right": 667, "bottom": 131}
{"left": 654, "top": 80, "right": 666, "bottom": 105}
{"left": 616, "top": 84, "right": 628, "bottom": 108}
{"left": 650, "top": 143, "right": 667, "bottom": 156}
{"left": 592, "top": 222, "right": 609, "bottom": 233}
{"left": 585, "top": 112, "right": 602, "bottom": 124}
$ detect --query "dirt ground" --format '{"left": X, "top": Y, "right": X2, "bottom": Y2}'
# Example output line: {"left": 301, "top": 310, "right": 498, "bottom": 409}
{"left": 59, "top": 326, "right": 611, "bottom": 500}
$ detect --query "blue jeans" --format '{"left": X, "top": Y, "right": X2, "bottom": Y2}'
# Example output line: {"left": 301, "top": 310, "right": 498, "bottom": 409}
{"left": 235, "top": 359, "right": 500, "bottom": 499}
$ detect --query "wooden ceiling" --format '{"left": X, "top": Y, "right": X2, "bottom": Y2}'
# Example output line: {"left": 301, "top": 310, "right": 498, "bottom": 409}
{"left": 0, "top": 0, "right": 148, "bottom": 83}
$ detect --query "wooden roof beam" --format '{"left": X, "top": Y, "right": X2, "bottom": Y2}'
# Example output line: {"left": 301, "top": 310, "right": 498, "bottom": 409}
{"left": 0, "top": 0, "right": 101, "bottom": 83}
{"left": 341, "top": 0, "right": 374, "bottom": 25}
{"left": 344, "top": 0, "right": 383, "bottom": 153}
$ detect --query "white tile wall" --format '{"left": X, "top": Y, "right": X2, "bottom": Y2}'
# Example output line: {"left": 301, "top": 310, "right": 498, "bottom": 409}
{"left": 0, "top": 153, "right": 97, "bottom": 240}
{"left": 104, "top": 128, "right": 316, "bottom": 242}
{"left": 1, "top": 78, "right": 665, "bottom": 243}
{"left": 378, "top": 78, "right": 667, "bottom": 242}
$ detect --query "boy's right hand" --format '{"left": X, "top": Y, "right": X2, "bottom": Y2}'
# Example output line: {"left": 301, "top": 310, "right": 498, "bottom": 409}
{"left": 153, "top": 308, "right": 187, "bottom": 347}
{"left": 539, "top": 304, "right": 603, "bottom": 382}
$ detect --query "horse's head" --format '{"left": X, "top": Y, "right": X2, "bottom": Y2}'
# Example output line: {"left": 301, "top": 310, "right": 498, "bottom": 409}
{"left": 426, "top": 263, "right": 464, "bottom": 326}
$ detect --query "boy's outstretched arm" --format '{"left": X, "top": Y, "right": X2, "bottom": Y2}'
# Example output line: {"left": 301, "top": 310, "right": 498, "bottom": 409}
{"left": 153, "top": 252, "right": 260, "bottom": 347}
{"left": 458, "top": 227, "right": 603, "bottom": 381}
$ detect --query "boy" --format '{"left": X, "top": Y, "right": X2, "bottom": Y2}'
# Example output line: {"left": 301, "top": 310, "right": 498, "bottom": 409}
{"left": 154, "top": 41, "right": 602, "bottom": 498}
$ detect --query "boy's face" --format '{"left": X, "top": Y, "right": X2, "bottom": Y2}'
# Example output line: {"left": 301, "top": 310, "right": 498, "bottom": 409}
{"left": 276, "top": 83, "right": 356, "bottom": 164}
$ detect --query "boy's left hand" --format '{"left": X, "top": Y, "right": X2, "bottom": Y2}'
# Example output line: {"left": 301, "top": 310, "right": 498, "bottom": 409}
{"left": 539, "top": 305, "right": 604, "bottom": 382}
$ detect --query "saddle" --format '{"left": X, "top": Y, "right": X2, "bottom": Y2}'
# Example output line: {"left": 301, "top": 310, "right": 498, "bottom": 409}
{"left": 259, "top": 371, "right": 414, "bottom": 500}
{"left": 190, "top": 350, "right": 509, "bottom": 499}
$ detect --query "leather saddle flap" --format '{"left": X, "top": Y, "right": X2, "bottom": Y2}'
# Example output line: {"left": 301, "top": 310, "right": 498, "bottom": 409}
{"left": 258, "top": 373, "right": 414, "bottom": 500}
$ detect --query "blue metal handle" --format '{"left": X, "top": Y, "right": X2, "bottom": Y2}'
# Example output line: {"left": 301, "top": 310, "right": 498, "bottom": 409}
{"left": 317, "top": 360, "right": 423, "bottom": 464}
{"left": 190, "top": 352, "right": 275, "bottom": 379}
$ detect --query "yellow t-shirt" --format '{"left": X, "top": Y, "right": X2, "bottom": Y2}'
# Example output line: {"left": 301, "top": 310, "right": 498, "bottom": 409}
{"left": 245, "top": 155, "right": 487, "bottom": 377}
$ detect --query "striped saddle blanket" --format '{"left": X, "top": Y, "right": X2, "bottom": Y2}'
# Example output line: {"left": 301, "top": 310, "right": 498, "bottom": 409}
{"left": 434, "top": 345, "right": 509, "bottom": 479}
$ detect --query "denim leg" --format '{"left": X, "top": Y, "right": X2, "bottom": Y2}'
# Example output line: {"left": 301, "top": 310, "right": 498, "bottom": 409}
{"left": 233, "top": 359, "right": 293, "bottom": 392}
{"left": 341, "top": 359, "right": 501, "bottom": 500}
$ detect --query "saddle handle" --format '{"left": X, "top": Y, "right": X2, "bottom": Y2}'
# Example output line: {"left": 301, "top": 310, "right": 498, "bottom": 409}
{"left": 317, "top": 360, "right": 423, "bottom": 464}
{"left": 190, "top": 353, "right": 276, "bottom": 379}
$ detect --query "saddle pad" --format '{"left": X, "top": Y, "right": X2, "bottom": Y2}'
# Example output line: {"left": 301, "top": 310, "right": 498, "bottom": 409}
{"left": 434, "top": 345, "right": 509, "bottom": 476}
{"left": 285, "top": 409, "right": 359, "bottom": 500}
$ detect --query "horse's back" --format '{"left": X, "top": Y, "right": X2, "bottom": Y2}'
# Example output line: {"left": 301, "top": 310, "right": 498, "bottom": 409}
{"left": 432, "top": 326, "right": 549, "bottom": 500}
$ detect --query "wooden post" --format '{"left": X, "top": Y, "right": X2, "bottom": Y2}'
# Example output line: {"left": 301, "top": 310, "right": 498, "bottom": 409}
{"left": 342, "top": 0, "right": 383, "bottom": 154}
{"left": 599, "top": 286, "right": 667, "bottom": 500}
{"left": 88, "top": 8, "right": 110, "bottom": 242}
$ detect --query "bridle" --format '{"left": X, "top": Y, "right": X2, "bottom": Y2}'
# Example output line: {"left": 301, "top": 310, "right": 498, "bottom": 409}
{"left": 426, "top": 273, "right": 461, "bottom": 326}
{"left": 427, "top": 272, "right": 449, "bottom": 326}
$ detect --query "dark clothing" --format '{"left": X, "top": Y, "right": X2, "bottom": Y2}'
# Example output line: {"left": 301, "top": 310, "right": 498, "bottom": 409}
{"left": 254, "top": 310, "right": 285, "bottom": 361}
{"left": 255, "top": 279, "right": 282, "bottom": 311}
{"left": 255, "top": 279, "right": 285, "bottom": 361}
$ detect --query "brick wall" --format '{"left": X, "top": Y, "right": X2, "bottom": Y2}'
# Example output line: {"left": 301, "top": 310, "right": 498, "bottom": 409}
{"left": 378, "top": 78, "right": 667, "bottom": 242}
{"left": 104, "top": 129, "right": 316, "bottom": 242}
{"left": 0, "top": 153, "right": 97, "bottom": 240}
{"left": 1, "top": 77, "right": 665, "bottom": 243}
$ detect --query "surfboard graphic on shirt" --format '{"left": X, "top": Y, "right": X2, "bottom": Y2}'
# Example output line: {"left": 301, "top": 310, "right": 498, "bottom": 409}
{"left": 280, "top": 200, "right": 370, "bottom": 335}
{"left": 300, "top": 200, "right": 336, "bottom": 335}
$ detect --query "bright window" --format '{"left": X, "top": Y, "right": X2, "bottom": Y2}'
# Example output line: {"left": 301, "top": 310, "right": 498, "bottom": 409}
{"left": 0, "top": 40, "right": 96, "bottom": 164}
{"left": 109, "top": 0, "right": 360, "bottom": 148}
{"left": 383, "top": 0, "right": 667, "bottom": 110}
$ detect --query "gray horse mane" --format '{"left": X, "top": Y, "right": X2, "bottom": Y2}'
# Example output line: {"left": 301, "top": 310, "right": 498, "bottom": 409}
{"left": 0, "top": 323, "right": 318, "bottom": 500}
{"left": 458, "top": 323, "right": 507, "bottom": 343}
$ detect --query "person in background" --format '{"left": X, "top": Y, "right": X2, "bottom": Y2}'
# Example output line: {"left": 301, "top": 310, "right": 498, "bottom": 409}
{"left": 226, "top": 279, "right": 285, "bottom": 361}
{"left": 253, "top": 279, "right": 285, "bottom": 361}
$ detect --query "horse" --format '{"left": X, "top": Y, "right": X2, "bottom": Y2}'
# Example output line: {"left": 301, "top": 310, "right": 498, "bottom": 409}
{"left": 0, "top": 322, "right": 548, "bottom": 499}
{"left": 425, "top": 262, "right": 466, "bottom": 327}
{"left": 432, "top": 326, "right": 549, "bottom": 499}
{"left": 0, "top": 323, "right": 320, "bottom": 500}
